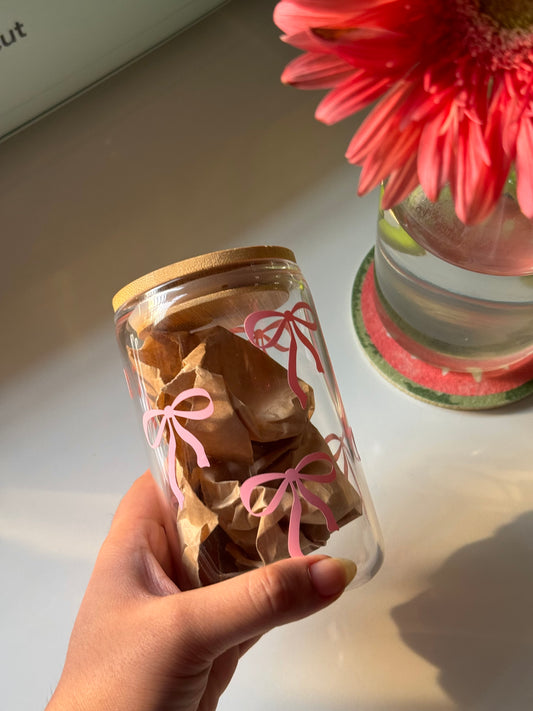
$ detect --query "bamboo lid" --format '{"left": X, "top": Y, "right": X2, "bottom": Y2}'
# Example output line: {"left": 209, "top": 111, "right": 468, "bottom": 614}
{"left": 112, "top": 245, "right": 296, "bottom": 313}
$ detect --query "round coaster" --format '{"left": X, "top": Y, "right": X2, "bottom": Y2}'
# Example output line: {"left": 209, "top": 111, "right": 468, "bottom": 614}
{"left": 351, "top": 249, "right": 533, "bottom": 410}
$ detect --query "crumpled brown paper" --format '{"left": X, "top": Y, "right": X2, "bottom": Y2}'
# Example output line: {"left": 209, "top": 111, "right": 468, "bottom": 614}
{"left": 128, "top": 323, "right": 361, "bottom": 587}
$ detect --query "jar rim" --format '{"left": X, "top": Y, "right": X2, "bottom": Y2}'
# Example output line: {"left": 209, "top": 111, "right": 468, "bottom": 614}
{"left": 112, "top": 245, "right": 296, "bottom": 313}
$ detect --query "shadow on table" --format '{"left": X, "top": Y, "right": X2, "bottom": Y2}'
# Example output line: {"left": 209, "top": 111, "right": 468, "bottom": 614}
{"left": 391, "top": 511, "right": 533, "bottom": 710}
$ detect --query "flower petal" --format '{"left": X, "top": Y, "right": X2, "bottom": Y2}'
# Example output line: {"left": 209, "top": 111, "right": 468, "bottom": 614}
{"left": 418, "top": 113, "right": 451, "bottom": 201}
{"left": 315, "top": 71, "right": 391, "bottom": 123}
{"left": 381, "top": 151, "right": 420, "bottom": 208}
{"left": 358, "top": 122, "right": 421, "bottom": 195}
{"left": 274, "top": 0, "right": 370, "bottom": 35}
{"left": 516, "top": 117, "right": 533, "bottom": 219}
{"left": 281, "top": 52, "right": 354, "bottom": 88}
{"left": 345, "top": 83, "right": 411, "bottom": 163}
{"left": 453, "top": 115, "right": 500, "bottom": 223}
{"left": 315, "top": 27, "right": 417, "bottom": 71}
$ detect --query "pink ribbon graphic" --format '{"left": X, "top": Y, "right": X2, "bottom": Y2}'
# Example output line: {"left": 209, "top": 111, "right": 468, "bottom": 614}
{"left": 123, "top": 367, "right": 143, "bottom": 399}
{"left": 142, "top": 388, "right": 214, "bottom": 508}
{"left": 240, "top": 452, "right": 339, "bottom": 557}
{"left": 325, "top": 429, "right": 360, "bottom": 478}
{"left": 244, "top": 301, "right": 324, "bottom": 408}
{"left": 123, "top": 368, "right": 135, "bottom": 399}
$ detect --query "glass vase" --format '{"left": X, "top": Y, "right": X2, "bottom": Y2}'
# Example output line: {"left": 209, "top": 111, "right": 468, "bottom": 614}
{"left": 373, "top": 174, "right": 533, "bottom": 376}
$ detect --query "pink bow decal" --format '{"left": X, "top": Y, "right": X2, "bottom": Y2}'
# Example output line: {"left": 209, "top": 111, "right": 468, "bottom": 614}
{"left": 240, "top": 452, "right": 339, "bottom": 557}
{"left": 325, "top": 429, "right": 359, "bottom": 479}
{"left": 244, "top": 301, "right": 324, "bottom": 408}
{"left": 142, "top": 387, "right": 214, "bottom": 508}
{"left": 123, "top": 368, "right": 135, "bottom": 399}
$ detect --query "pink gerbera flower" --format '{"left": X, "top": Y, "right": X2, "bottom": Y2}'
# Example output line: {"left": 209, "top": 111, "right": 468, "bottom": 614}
{"left": 274, "top": 0, "right": 533, "bottom": 224}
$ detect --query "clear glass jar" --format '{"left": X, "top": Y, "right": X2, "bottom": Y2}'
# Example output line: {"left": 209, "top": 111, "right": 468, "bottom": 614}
{"left": 113, "top": 246, "right": 383, "bottom": 589}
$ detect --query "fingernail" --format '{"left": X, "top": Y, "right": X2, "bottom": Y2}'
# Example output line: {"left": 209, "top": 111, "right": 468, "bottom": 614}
{"left": 309, "top": 557, "right": 357, "bottom": 597}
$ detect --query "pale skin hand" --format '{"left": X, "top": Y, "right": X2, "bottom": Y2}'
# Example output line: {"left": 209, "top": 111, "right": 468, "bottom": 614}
{"left": 46, "top": 471, "right": 356, "bottom": 711}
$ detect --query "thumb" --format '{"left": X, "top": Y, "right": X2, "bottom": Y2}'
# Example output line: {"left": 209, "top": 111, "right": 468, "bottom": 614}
{"left": 167, "top": 555, "right": 356, "bottom": 661}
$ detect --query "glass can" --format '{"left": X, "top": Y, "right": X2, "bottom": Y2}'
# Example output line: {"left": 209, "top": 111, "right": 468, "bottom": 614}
{"left": 113, "top": 246, "right": 383, "bottom": 589}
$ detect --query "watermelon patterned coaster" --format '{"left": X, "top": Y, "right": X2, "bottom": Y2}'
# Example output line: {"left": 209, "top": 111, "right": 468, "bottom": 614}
{"left": 351, "top": 249, "right": 533, "bottom": 410}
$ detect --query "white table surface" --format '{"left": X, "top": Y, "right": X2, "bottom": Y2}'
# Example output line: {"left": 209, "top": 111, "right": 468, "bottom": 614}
{"left": 2, "top": 2, "right": 532, "bottom": 710}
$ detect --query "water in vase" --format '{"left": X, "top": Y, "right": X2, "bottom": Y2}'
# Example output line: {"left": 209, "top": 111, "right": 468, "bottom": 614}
{"left": 374, "top": 191, "right": 533, "bottom": 375}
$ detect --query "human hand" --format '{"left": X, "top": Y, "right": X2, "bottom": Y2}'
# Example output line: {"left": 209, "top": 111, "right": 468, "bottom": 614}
{"left": 46, "top": 471, "right": 356, "bottom": 711}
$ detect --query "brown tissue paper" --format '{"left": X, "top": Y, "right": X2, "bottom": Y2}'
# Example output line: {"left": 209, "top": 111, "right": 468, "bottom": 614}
{"left": 129, "top": 321, "right": 362, "bottom": 587}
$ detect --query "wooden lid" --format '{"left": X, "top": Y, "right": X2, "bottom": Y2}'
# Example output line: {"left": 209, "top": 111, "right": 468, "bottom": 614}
{"left": 112, "top": 245, "right": 296, "bottom": 313}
